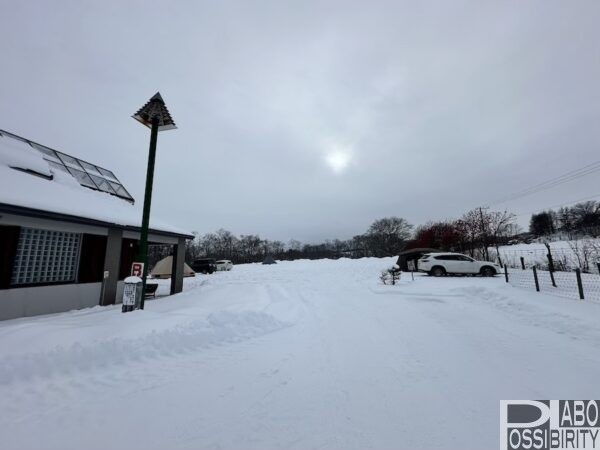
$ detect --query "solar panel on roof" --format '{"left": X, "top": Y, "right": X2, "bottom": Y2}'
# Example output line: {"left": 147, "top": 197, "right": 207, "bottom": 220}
{"left": 0, "top": 129, "right": 135, "bottom": 203}
{"left": 56, "top": 152, "right": 84, "bottom": 170}
{"left": 47, "top": 160, "right": 69, "bottom": 174}
{"left": 89, "top": 173, "right": 117, "bottom": 194}
{"left": 66, "top": 166, "right": 97, "bottom": 189}
{"left": 78, "top": 160, "right": 103, "bottom": 176}
{"left": 97, "top": 167, "right": 119, "bottom": 181}
{"left": 29, "top": 142, "right": 61, "bottom": 162}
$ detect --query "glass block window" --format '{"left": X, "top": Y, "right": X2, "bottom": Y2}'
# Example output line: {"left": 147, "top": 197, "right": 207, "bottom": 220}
{"left": 11, "top": 228, "right": 81, "bottom": 285}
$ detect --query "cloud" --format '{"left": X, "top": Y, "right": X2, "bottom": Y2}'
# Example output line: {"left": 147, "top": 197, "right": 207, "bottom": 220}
{"left": 1, "top": 1, "right": 599, "bottom": 241}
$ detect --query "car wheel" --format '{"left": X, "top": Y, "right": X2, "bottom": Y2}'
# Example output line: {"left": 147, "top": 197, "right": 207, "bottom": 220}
{"left": 431, "top": 266, "right": 445, "bottom": 277}
{"left": 481, "top": 266, "right": 496, "bottom": 277}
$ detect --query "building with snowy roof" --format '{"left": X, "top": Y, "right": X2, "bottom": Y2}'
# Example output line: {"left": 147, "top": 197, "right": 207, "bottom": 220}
{"left": 0, "top": 129, "right": 193, "bottom": 320}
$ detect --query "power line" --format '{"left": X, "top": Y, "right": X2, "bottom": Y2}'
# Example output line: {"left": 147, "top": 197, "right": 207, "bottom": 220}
{"left": 514, "top": 192, "right": 600, "bottom": 218}
{"left": 487, "top": 160, "right": 600, "bottom": 207}
{"left": 509, "top": 160, "right": 600, "bottom": 195}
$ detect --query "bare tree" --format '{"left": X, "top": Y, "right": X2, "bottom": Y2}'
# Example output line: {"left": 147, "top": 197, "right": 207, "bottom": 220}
{"left": 458, "top": 207, "right": 515, "bottom": 260}
{"left": 568, "top": 237, "right": 598, "bottom": 273}
{"left": 366, "top": 217, "right": 413, "bottom": 256}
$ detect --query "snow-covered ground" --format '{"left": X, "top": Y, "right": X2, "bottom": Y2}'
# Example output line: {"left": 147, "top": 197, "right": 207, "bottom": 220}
{"left": 2, "top": 257, "right": 600, "bottom": 449}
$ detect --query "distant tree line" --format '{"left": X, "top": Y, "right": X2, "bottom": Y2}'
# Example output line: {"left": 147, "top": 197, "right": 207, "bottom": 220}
{"left": 529, "top": 201, "right": 600, "bottom": 237}
{"left": 178, "top": 208, "right": 521, "bottom": 265}
{"left": 146, "top": 202, "right": 600, "bottom": 269}
{"left": 182, "top": 217, "right": 414, "bottom": 264}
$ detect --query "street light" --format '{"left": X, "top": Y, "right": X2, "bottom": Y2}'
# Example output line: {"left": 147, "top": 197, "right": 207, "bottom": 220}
{"left": 132, "top": 92, "right": 177, "bottom": 310}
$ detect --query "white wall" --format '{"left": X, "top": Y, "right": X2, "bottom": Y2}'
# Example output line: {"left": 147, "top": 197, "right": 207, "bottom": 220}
{"left": 0, "top": 283, "right": 102, "bottom": 321}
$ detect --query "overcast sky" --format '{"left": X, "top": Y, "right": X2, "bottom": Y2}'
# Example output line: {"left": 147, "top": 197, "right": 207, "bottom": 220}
{"left": 1, "top": 1, "right": 599, "bottom": 242}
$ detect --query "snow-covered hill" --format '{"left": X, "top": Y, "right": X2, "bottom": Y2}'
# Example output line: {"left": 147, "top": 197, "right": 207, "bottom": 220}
{"left": 1, "top": 257, "right": 599, "bottom": 449}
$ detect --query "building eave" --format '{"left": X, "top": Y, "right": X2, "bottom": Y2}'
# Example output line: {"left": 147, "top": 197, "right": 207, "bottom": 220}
{"left": 0, "top": 203, "right": 194, "bottom": 240}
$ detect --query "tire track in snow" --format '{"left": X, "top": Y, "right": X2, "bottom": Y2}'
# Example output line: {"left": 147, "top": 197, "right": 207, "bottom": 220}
{"left": 0, "top": 309, "right": 294, "bottom": 386}
{"left": 291, "top": 281, "right": 377, "bottom": 449}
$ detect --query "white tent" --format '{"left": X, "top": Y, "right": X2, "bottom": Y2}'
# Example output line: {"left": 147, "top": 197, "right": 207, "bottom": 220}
{"left": 151, "top": 256, "right": 195, "bottom": 279}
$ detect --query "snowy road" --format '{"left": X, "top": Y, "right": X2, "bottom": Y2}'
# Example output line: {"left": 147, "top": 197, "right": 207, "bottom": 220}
{"left": 2, "top": 257, "right": 600, "bottom": 449}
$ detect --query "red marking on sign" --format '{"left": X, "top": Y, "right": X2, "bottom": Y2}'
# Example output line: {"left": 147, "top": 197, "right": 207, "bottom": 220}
{"left": 131, "top": 262, "right": 144, "bottom": 277}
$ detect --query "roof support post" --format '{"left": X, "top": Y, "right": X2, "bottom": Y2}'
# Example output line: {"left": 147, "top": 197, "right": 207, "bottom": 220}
{"left": 170, "top": 237, "right": 186, "bottom": 295}
{"left": 101, "top": 228, "right": 122, "bottom": 305}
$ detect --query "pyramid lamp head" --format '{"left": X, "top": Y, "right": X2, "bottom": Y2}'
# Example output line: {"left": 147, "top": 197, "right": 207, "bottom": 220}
{"left": 132, "top": 92, "right": 177, "bottom": 131}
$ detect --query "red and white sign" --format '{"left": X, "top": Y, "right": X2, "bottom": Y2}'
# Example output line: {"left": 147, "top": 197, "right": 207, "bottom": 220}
{"left": 131, "top": 262, "right": 144, "bottom": 277}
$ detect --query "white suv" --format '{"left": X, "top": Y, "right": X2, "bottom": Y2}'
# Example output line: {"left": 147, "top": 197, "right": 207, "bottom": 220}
{"left": 418, "top": 253, "right": 500, "bottom": 277}
{"left": 215, "top": 260, "right": 233, "bottom": 271}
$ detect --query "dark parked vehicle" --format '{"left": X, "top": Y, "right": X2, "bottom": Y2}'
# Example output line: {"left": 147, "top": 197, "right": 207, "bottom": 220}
{"left": 191, "top": 258, "right": 217, "bottom": 274}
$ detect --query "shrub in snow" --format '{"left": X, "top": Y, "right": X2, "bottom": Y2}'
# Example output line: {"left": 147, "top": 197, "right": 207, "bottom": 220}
{"left": 380, "top": 265, "right": 401, "bottom": 285}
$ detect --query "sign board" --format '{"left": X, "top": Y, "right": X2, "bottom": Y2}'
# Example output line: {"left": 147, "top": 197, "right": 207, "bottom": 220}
{"left": 131, "top": 262, "right": 144, "bottom": 277}
{"left": 103, "top": 270, "right": 109, "bottom": 279}
{"left": 122, "top": 283, "right": 137, "bottom": 306}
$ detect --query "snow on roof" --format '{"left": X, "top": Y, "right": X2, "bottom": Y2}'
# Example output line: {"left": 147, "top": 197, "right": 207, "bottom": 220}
{"left": 0, "top": 131, "right": 192, "bottom": 237}
{"left": 0, "top": 132, "right": 52, "bottom": 177}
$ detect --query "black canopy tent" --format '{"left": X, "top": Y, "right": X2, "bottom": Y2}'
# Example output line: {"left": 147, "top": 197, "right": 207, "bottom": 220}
{"left": 396, "top": 248, "right": 440, "bottom": 271}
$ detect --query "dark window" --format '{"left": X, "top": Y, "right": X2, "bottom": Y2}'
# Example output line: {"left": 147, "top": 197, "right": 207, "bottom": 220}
{"left": 119, "top": 239, "right": 139, "bottom": 280}
{"left": 78, "top": 234, "right": 107, "bottom": 283}
{"left": 435, "top": 255, "right": 459, "bottom": 261}
{"left": 194, "top": 258, "right": 215, "bottom": 264}
{"left": 0, "top": 225, "right": 20, "bottom": 289}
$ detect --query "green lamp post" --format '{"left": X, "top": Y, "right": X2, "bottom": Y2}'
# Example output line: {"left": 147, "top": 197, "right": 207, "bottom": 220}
{"left": 132, "top": 92, "right": 177, "bottom": 310}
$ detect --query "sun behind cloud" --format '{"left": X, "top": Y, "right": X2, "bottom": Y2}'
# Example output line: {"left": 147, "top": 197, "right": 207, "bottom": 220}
{"left": 324, "top": 144, "right": 353, "bottom": 174}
